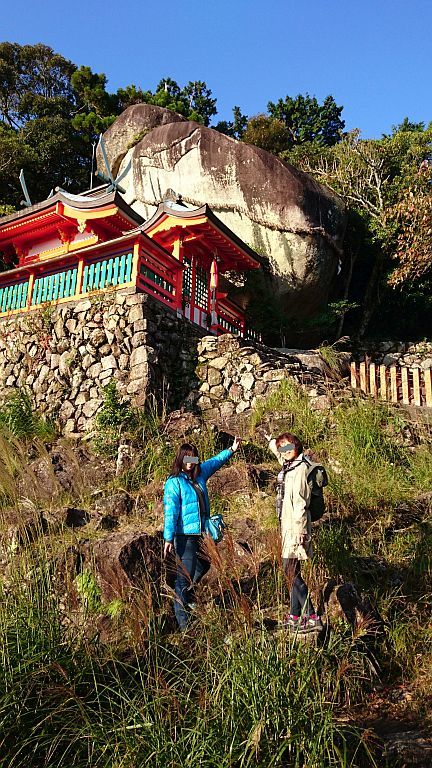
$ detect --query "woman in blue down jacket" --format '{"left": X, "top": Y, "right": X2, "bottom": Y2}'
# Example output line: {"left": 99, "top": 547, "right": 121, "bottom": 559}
{"left": 163, "top": 437, "right": 240, "bottom": 630}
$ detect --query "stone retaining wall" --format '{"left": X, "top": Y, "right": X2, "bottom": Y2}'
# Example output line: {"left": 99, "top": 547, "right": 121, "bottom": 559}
{"left": 195, "top": 334, "right": 341, "bottom": 426}
{"left": 379, "top": 341, "right": 432, "bottom": 370}
{"left": 0, "top": 290, "right": 203, "bottom": 433}
{"left": 356, "top": 341, "right": 432, "bottom": 369}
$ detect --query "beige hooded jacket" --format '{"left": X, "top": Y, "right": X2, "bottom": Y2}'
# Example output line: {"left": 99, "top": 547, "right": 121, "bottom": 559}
{"left": 269, "top": 439, "right": 312, "bottom": 561}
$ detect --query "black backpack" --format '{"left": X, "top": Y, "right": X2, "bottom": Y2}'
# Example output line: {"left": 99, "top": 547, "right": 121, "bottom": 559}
{"left": 276, "top": 456, "right": 328, "bottom": 523}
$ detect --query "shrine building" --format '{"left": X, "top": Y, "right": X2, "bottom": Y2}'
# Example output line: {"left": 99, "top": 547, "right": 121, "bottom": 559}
{"left": 0, "top": 186, "right": 261, "bottom": 339}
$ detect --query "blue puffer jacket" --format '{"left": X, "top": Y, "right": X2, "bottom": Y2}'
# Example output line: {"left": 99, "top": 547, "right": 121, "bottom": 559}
{"left": 163, "top": 449, "right": 233, "bottom": 542}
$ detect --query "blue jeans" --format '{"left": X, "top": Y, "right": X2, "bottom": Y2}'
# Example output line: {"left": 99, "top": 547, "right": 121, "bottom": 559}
{"left": 174, "top": 535, "right": 210, "bottom": 629}
{"left": 283, "top": 558, "right": 314, "bottom": 617}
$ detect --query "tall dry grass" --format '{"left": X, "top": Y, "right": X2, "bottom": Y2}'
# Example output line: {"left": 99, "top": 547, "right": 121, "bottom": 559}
{"left": 0, "top": 534, "right": 376, "bottom": 768}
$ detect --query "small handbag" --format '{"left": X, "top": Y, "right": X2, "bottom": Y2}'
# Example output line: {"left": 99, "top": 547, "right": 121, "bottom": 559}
{"left": 184, "top": 477, "right": 226, "bottom": 543}
{"left": 204, "top": 513, "right": 226, "bottom": 543}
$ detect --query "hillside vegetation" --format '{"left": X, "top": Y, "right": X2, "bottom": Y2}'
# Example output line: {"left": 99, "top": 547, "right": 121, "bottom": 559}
{"left": 0, "top": 382, "right": 431, "bottom": 767}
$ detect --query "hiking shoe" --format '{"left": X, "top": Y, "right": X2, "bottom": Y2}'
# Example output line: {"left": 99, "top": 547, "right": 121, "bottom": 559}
{"left": 283, "top": 614, "right": 300, "bottom": 630}
{"left": 299, "top": 614, "right": 323, "bottom": 633}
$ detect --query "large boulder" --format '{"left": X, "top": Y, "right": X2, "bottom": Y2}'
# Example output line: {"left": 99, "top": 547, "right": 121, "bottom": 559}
{"left": 97, "top": 103, "right": 187, "bottom": 178}
{"left": 100, "top": 105, "right": 347, "bottom": 318}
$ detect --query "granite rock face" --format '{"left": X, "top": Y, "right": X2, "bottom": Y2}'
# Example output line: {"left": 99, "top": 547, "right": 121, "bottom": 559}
{"left": 97, "top": 103, "right": 187, "bottom": 179}
{"left": 101, "top": 105, "right": 347, "bottom": 318}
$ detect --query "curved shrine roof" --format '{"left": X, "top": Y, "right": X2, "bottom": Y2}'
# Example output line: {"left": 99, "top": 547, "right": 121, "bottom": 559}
{"left": 140, "top": 201, "right": 262, "bottom": 272}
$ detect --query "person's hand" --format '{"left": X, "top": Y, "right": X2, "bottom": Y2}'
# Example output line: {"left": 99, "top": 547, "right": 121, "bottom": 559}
{"left": 164, "top": 541, "right": 174, "bottom": 558}
{"left": 231, "top": 436, "right": 241, "bottom": 452}
{"left": 295, "top": 533, "right": 307, "bottom": 546}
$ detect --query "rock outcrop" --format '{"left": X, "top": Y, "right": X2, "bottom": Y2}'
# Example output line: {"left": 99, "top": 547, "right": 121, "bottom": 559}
{"left": 97, "top": 103, "right": 187, "bottom": 179}
{"left": 81, "top": 530, "right": 163, "bottom": 602}
{"left": 100, "top": 105, "right": 347, "bottom": 318}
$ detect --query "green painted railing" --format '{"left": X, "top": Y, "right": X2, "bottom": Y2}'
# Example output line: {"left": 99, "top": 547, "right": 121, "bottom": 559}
{"left": 32, "top": 268, "right": 78, "bottom": 306}
{"left": 140, "top": 264, "right": 174, "bottom": 294}
{"left": 82, "top": 252, "right": 133, "bottom": 293}
{"left": 217, "top": 314, "right": 242, "bottom": 335}
{"left": 0, "top": 279, "right": 29, "bottom": 313}
{"left": 0, "top": 252, "right": 134, "bottom": 314}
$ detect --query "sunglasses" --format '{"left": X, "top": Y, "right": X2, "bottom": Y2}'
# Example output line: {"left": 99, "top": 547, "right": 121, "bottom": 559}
{"left": 278, "top": 443, "right": 296, "bottom": 453}
{"left": 183, "top": 456, "right": 199, "bottom": 464}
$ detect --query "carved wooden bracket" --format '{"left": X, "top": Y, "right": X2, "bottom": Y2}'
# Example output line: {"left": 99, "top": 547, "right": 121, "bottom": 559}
{"left": 12, "top": 240, "right": 29, "bottom": 264}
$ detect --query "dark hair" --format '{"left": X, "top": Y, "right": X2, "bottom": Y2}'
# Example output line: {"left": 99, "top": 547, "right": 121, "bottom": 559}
{"left": 275, "top": 432, "right": 303, "bottom": 456}
{"left": 171, "top": 442, "right": 200, "bottom": 481}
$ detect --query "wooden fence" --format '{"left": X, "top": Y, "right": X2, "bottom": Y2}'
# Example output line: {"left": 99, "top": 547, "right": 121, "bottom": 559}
{"left": 350, "top": 360, "right": 432, "bottom": 408}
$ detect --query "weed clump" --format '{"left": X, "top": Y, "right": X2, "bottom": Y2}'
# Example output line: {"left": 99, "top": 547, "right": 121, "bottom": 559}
{"left": 93, "top": 380, "right": 138, "bottom": 457}
{"left": 0, "top": 388, "right": 55, "bottom": 441}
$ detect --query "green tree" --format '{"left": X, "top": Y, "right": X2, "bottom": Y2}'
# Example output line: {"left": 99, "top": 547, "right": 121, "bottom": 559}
{"left": 142, "top": 78, "right": 218, "bottom": 125}
{"left": 155, "top": 77, "right": 182, "bottom": 100}
{"left": 116, "top": 84, "right": 148, "bottom": 111}
{"left": 215, "top": 106, "right": 248, "bottom": 139}
{"left": 0, "top": 123, "right": 36, "bottom": 207}
{"left": 71, "top": 66, "right": 117, "bottom": 117}
{"left": 0, "top": 45, "right": 104, "bottom": 205}
{"left": 71, "top": 66, "right": 119, "bottom": 137}
{"left": 267, "top": 93, "right": 345, "bottom": 148}
{"left": 0, "top": 42, "right": 75, "bottom": 128}
{"left": 287, "top": 124, "right": 432, "bottom": 337}
{"left": 149, "top": 78, "right": 189, "bottom": 116}
{"left": 391, "top": 117, "right": 425, "bottom": 134}
{"left": 388, "top": 164, "right": 432, "bottom": 286}
{"left": 0, "top": 45, "right": 152, "bottom": 208}
{"left": 242, "top": 114, "right": 291, "bottom": 155}
{"left": 181, "top": 80, "right": 217, "bottom": 126}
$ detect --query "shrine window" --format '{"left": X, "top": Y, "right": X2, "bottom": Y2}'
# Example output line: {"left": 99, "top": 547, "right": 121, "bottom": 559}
{"left": 182, "top": 256, "right": 192, "bottom": 298}
{"left": 195, "top": 264, "right": 208, "bottom": 310}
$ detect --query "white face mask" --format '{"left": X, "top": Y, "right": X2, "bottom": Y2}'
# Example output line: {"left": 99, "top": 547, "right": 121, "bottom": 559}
{"left": 183, "top": 456, "right": 199, "bottom": 465}
{"left": 279, "top": 443, "right": 296, "bottom": 453}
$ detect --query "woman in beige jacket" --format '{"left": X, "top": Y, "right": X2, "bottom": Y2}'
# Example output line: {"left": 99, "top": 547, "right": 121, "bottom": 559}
{"left": 268, "top": 431, "right": 322, "bottom": 632}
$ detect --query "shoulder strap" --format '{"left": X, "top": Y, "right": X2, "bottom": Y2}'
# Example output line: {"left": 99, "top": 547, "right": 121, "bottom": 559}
{"left": 281, "top": 460, "right": 302, "bottom": 477}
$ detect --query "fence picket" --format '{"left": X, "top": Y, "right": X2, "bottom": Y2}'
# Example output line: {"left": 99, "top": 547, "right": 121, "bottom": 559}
{"left": 369, "top": 363, "right": 377, "bottom": 396}
{"left": 425, "top": 369, "right": 432, "bottom": 408}
{"left": 390, "top": 366, "right": 398, "bottom": 403}
{"left": 360, "top": 362, "right": 367, "bottom": 393}
{"left": 379, "top": 365, "right": 388, "bottom": 400}
{"left": 412, "top": 368, "right": 421, "bottom": 406}
{"left": 401, "top": 367, "right": 410, "bottom": 405}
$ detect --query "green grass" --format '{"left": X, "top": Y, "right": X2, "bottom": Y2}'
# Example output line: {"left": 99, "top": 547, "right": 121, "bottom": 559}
{"left": 120, "top": 420, "right": 218, "bottom": 493}
{"left": 328, "top": 399, "right": 412, "bottom": 510}
{"left": 0, "top": 382, "right": 432, "bottom": 763}
{"left": 0, "top": 547, "right": 376, "bottom": 768}
{"left": 250, "top": 378, "right": 328, "bottom": 446}
{"left": 251, "top": 380, "right": 432, "bottom": 513}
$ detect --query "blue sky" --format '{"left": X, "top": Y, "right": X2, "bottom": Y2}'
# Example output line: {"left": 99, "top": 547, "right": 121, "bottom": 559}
{"left": 2, "top": 0, "right": 431, "bottom": 138}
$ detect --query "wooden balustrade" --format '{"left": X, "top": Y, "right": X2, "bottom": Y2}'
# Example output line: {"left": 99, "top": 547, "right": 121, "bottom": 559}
{"left": 217, "top": 300, "right": 244, "bottom": 336}
{"left": 82, "top": 252, "right": 133, "bottom": 293}
{"left": 350, "top": 360, "right": 432, "bottom": 408}
{"left": 0, "top": 278, "right": 29, "bottom": 312}
{"left": 0, "top": 247, "right": 260, "bottom": 341}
